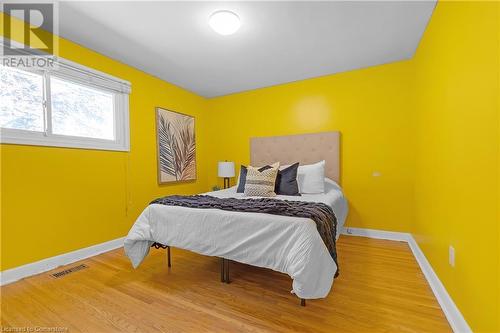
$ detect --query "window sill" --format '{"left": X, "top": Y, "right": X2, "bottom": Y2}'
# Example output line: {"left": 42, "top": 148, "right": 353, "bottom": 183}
{"left": 0, "top": 130, "right": 130, "bottom": 152}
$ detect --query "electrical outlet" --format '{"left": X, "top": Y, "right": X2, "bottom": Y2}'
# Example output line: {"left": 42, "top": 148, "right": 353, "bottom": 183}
{"left": 372, "top": 171, "right": 382, "bottom": 177}
{"left": 449, "top": 246, "right": 455, "bottom": 267}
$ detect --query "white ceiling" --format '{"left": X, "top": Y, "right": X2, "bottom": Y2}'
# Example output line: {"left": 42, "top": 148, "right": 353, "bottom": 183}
{"left": 55, "top": 1, "right": 435, "bottom": 98}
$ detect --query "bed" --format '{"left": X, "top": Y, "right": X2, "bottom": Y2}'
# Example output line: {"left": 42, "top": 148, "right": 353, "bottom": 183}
{"left": 124, "top": 131, "right": 347, "bottom": 304}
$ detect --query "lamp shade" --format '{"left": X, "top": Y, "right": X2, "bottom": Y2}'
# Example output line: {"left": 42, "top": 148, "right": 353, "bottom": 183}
{"left": 218, "top": 161, "right": 235, "bottom": 178}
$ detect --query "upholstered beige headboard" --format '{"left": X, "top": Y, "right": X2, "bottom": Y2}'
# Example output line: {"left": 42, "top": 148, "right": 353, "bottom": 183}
{"left": 250, "top": 131, "right": 340, "bottom": 183}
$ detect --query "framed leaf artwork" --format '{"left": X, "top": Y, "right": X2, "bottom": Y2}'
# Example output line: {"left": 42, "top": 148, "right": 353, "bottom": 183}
{"left": 156, "top": 107, "right": 196, "bottom": 183}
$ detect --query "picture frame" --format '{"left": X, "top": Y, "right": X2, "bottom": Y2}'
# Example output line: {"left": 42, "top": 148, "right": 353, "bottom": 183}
{"left": 156, "top": 107, "right": 196, "bottom": 184}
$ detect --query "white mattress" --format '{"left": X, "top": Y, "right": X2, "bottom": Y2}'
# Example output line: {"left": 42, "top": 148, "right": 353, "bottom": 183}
{"left": 124, "top": 178, "right": 348, "bottom": 299}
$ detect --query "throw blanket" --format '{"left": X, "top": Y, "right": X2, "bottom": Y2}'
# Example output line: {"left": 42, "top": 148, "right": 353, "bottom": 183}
{"left": 151, "top": 195, "right": 339, "bottom": 276}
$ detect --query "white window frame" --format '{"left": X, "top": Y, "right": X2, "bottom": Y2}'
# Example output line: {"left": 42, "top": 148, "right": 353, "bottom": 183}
{"left": 0, "top": 41, "right": 131, "bottom": 152}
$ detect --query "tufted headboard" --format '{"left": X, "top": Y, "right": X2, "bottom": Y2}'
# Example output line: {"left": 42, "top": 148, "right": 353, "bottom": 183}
{"left": 250, "top": 131, "right": 340, "bottom": 183}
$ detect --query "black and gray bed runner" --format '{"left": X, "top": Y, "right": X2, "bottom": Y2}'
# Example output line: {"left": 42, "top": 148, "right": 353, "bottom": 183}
{"left": 150, "top": 195, "right": 339, "bottom": 277}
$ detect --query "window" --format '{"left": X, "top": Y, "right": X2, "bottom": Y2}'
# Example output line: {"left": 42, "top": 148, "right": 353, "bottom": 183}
{"left": 0, "top": 58, "right": 131, "bottom": 151}
{"left": 50, "top": 77, "right": 114, "bottom": 140}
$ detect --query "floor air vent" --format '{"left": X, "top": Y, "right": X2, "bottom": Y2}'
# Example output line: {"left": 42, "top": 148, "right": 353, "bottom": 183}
{"left": 50, "top": 264, "right": 88, "bottom": 278}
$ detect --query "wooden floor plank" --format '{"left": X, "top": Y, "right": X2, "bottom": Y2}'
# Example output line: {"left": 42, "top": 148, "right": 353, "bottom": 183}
{"left": 1, "top": 236, "right": 452, "bottom": 332}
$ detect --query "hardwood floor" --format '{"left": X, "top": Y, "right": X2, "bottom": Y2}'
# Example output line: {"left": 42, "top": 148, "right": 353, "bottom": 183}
{"left": 1, "top": 236, "right": 451, "bottom": 333}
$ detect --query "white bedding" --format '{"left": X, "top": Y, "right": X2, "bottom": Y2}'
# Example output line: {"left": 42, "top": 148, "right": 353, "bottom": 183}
{"left": 124, "top": 178, "right": 348, "bottom": 299}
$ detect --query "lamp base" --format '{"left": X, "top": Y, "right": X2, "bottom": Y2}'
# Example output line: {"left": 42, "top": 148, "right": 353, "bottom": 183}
{"left": 223, "top": 177, "right": 230, "bottom": 189}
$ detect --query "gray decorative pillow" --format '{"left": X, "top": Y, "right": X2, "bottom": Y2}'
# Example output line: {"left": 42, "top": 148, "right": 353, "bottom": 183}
{"left": 244, "top": 163, "right": 279, "bottom": 197}
{"left": 276, "top": 162, "right": 300, "bottom": 196}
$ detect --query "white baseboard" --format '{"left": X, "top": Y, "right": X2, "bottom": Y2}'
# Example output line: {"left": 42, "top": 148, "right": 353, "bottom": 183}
{"left": 406, "top": 235, "right": 472, "bottom": 333}
{"left": 342, "top": 227, "right": 411, "bottom": 242}
{"left": 342, "top": 227, "right": 472, "bottom": 333}
{"left": 0, "top": 237, "right": 125, "bottom": 286}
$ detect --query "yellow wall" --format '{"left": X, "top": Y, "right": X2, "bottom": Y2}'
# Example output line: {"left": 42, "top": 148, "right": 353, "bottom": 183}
{"left": 412, "top": 2, "right": 499, "bottom": 332}
{"left": 0, "top": 15, "right": 210, "bottom": 270}
{"left": 205, "top": 61, "right": 416, "bottom": 232}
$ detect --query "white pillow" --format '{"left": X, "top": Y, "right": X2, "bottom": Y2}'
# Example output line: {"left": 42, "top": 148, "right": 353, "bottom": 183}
{"left": 297, "top": 160, "right": 325, "bottom": 194}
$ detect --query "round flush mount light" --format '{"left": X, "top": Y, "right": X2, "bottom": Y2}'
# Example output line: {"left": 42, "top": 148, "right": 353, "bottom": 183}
{"left": 209, "top": 10, "right": 241, "bottom": 35}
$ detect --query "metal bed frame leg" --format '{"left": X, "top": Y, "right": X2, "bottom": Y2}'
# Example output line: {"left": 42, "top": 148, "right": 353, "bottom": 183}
{"left": 220, "top": 258, "right": 225, "bottom": 282}
{"left": 301, "top": 299, "right": 306, "bottom": 307}
{"left": 225, "top": 259, "right": 230, "bottom": 284}
{"left": 220, "top": 258, "right": 230, "bottom": 283}
{"left": 167, "top": 246, "right": 171, "bottom": 268}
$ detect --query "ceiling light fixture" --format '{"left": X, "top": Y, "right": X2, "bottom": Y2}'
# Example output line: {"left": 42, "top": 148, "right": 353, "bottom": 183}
{"left": 209, "top": 10, "right": 241, "bottom": 36}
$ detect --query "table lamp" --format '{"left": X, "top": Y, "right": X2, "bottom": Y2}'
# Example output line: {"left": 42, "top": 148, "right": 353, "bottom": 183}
{"left": 218, "top": 161, "right": 235, "bottom": 189}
